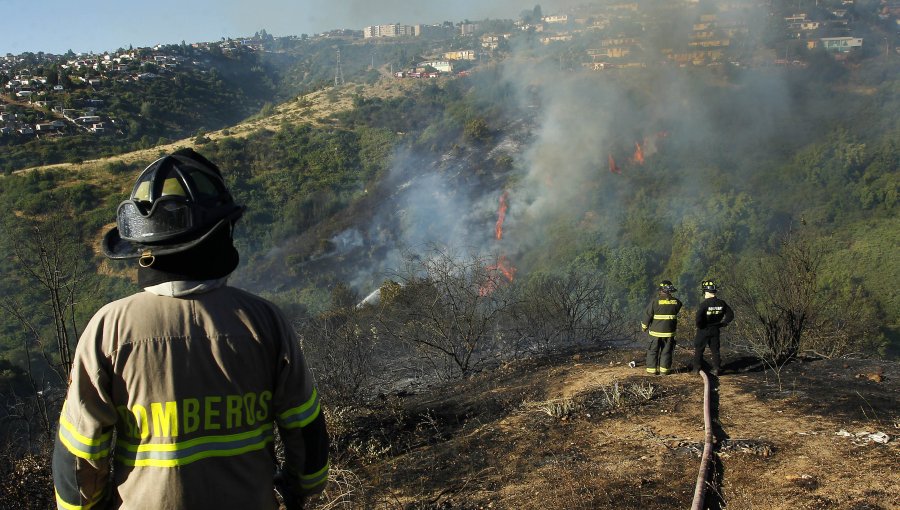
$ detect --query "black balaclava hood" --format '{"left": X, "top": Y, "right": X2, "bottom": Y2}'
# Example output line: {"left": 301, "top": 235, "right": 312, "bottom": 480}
{"left": 137, "top": 224, "right": 239, "bottom": 288}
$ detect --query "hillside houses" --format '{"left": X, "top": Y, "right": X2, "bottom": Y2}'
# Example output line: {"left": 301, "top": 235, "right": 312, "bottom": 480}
{"left": 1, "top": 47, "right": 212, "bottom": 140}
{"left": 2, "top": 0, "right": 895, "bottom": 143}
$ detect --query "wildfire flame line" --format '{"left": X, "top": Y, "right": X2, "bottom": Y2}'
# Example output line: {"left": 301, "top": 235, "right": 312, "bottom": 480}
{"left": 608, "top": 153, "right": 621, "bottom": 174}
{"left": 481, "top": 192, "right": 517, "bottom": 297}
{"left": 480, "top": 255, "right": 517, "bottom": 296}
{"left": 633, "top": 141, "right": 644, "bottom": 165}
{"left": 495, "top": 191, "right": 508, "bottom": 240}
{"left": 489, "top": 255, "right": 516, "bottom": 282}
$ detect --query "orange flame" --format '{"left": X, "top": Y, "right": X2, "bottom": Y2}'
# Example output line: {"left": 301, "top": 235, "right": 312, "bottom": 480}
{"left": 495, "top": 191, "right": 509, "bottom": 240}
{"left": 608, "top": 153, "right": 621, "bottom": 174}
{"left": 633, "top": 142, "right": 644, "bottom": 165}
{"left": 491, "top": 255, "right": 517, "bottom": 282}
{"left": 480, "top": 255, "right": 517, "bottom": 296}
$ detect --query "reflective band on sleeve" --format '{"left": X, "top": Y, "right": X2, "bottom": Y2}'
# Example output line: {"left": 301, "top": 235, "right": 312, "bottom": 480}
{"left": 277, "top": 389, "right": 321, "bottom": 430}
{"left": 58, "top": 415, "right": 112, "bottom": 461}
{"left": 115, "top": 423, "right": 274, "bottom": 467}
{"left": 300, "top": 461, "right": 330, "bottom": 490}
{"left": 55, "top": 488, "right": 105, "bottom": 510}
{"left": 652, "top": 314, "right": 676, "bottom": 320}
{"left": 649, "top": 331, "right": 675, "bottom": 338}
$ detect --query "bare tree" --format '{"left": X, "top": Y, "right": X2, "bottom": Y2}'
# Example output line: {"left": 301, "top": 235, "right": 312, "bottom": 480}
{"left": 2, "top": 214, "right": 91, "bottom": 380}
{"left": 298, "top": 308, "right": 379, "bottom": 406}
{"left": 730, "top": 232, "right": 822, "bottom": 378}
{"left": 0, "top": 303, "right": 55, "bottom": 442}
{"left": 379, "top": 247, "right": 515, "bottom": 379}
{"left": 0, "top": 214, "right": 94, "bottom": 448}
{"left": 730, "top": 230, "right": 882, "bottom": 380}
{"left": 510, "top": 268, "right": 626, "bottom": 353}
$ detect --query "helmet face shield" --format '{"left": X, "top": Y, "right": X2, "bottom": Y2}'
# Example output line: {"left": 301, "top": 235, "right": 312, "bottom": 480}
{"left": 116, "top": 196, "right": 195, "bottom": 242}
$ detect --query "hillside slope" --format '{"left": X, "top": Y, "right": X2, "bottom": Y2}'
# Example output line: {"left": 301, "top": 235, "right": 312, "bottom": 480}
{"left": 326, "top": 347, "right": 899, "bottom": 509}
{"left": 11, "top": 78, "right": 420, "bottom": 176}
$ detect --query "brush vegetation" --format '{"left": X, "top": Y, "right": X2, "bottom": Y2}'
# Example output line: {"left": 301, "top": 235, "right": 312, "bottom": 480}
{"left": 0, "top": 7, "right": 898, "bottom": 508}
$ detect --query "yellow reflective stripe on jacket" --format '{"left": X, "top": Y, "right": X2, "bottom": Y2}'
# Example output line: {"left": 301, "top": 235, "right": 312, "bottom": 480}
{"left": 55, "top": 488, "right": 104, "bottom": 510}
{"left": 58, "top": 413, "right": 112, "bottom": 461}
{"left": 653, "top": 314, "right": 676, "bottom": 320}
{"left": 277, "top": 389, "right": 321, "bottom": 430}
{"left": 115, "top": 423, "right": 274, "bottom": 467}
{"left": 649, "top": 331, "right": 675, "bottom": 338}
{"left": 659, "top": 299, "right": 679, "bottom": 305}
{"left": 300, "top": 461, "right": 330, "bottom": 490}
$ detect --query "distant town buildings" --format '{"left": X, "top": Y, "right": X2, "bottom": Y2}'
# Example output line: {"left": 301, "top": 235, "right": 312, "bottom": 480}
{"left": 820, "top": 36, "right": 864, "bottom": 52}
{"left": 443, "top": 50, "right": 476, "bottom": 61}
{"left": 459, "top": 23, "right": 480, "bottom": 36}
{"left": 2, "top": 0, "right": 895, "bottom": 141}
{"left": 363, "top": 24, "right": 415, "bottom": 39}
{"left": 542, "top": 15, "right": 569, "bottom": 24}
{"left": 418, "top": 60, "right": 453, "bottom": 73}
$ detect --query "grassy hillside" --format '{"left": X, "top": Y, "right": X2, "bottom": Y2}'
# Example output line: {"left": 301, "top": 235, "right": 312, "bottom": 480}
{"left": 1, "top": 59, "right": 897, "bottom": 376}
{"left": 0, "top": 13, "right": 898, "bottom": 510}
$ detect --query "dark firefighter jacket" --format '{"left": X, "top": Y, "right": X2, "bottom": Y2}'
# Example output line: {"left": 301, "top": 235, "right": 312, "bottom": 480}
{"left": 641, "top": 296, "right": 683, "bottom": 338}
{"left": 52, "top": 286, "right": 329, "bottom": 510}
{"left": 695, "top": 296, "right": 734, "bottom": 331}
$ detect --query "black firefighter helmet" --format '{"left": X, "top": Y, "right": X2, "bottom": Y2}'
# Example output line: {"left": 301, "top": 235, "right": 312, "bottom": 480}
{"left": 701, "top": 280, "right": 718, "bottom": 293}
{"left": 658, "top": 280, "right": 677, "bottom": 293}
{"left": 101, "top": 148, "right": 244, "bottom": 266}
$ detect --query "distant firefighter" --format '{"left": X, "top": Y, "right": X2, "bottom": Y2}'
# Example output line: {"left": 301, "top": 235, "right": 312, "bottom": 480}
{"left": 693, "top": 280, "right": 734, "bottom": 376}
{"left": 641, "top": 280, "right": 683, "bottom": 375}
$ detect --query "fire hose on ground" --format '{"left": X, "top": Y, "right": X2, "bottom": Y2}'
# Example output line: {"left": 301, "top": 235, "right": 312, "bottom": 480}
{"left": 691, "top": 370, "right": 715, "bottom": 510}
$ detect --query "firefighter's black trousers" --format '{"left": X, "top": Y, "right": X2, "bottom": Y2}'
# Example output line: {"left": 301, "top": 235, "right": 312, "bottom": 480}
{"left": 646, "top": 336, "right": 676, "bottom": 373}
{"left": 694, "top": 327, "right": 721, "bottom": 372}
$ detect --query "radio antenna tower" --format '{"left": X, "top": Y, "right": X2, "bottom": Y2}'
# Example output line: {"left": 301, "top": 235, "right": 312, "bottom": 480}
{"left": 334, "top": 48, "right": 345, "bottom": 87}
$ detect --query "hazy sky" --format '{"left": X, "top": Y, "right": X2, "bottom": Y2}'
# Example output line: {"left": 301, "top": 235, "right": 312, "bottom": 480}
{"left": 2, "top": 0, "right": 546, "bottom": 55}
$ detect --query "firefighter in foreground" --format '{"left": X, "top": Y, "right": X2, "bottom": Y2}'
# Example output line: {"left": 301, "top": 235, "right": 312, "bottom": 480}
{"left": 693, "top": 279, "right": 734, "bottom": 376}
{"left": 641, "top": 280, "right": 683, "bottom": 375}
{"left": 52, "top": 149, "right": 329, "bottom": 510}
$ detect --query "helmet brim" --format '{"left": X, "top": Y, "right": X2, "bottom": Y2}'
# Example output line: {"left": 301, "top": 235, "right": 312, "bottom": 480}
{"left": 102, "top": 208, "right": 243, "bottom": 260}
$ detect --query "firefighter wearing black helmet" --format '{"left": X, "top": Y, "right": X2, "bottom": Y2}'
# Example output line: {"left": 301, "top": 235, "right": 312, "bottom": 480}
{"left": 53, "top": 149, "right": 329, "bottom": 510}
{"left": 693, "top": 279, "right": 734, "bottom": 376}
{"left": 641, "top": 280, "right": 683, "bottom": 375}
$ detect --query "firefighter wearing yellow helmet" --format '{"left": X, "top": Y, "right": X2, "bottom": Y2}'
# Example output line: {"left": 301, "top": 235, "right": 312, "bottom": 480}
{"left": 641, "top": 280, "right": 683, "bottom": 375}
{"left": 693, "top": 279, "right": 734, "bottom": 376}
{"left": 53, "top": 149, "right": 329, "bottom": 510}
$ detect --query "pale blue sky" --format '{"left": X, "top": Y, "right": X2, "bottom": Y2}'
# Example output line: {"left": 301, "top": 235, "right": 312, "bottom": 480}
{"left": 2, "top": 0, "right": 551, "bottom": 55}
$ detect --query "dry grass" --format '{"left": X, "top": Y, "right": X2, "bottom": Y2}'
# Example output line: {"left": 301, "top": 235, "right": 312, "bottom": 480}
{"left": 0, "top": 449, "right": 54, "bottom": 509}
{"left": 12, "top": 75, "right": 422, "bottom": 178}
{"left": 317, "top": 350, "right": 899, "bottom": 510}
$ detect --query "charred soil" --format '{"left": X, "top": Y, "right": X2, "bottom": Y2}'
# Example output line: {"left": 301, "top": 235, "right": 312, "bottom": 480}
{"left": 326, "top": 348, "right": 900, "bottom": 510}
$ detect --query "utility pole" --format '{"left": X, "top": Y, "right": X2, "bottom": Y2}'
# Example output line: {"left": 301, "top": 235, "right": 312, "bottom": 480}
{"left": 334, "top": 48, "right": 344, "bottom": 87}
